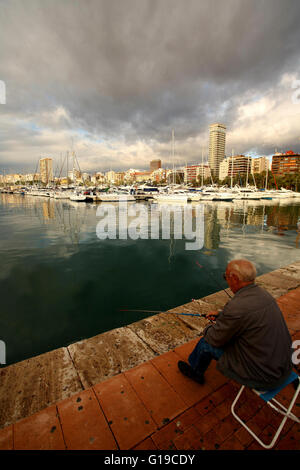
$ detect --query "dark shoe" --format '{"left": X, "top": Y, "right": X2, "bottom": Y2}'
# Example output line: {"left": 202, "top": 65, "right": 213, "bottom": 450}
{"left": 177, "top": 361, "right": 205, "bottom": 384}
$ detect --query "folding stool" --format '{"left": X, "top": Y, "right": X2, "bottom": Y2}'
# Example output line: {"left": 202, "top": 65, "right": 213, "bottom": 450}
{"left": 231, "top": 370, "right": 300, "bottom": 449}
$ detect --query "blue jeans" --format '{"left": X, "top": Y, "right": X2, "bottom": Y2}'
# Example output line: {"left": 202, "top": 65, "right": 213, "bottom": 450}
{"left": 188, "top": 338, "right": 224, "bottom": 376}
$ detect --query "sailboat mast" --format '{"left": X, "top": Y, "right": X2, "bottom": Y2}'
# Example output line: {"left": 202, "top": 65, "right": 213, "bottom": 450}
{"left": 201, "top": 148, "right": 204, "bottom": 187}
{"left": 246, "top": 155, "right": 249, "bottom": 187}
{"left": 66, "top": 151, "right": 69, "bottom": 188}
{"left": 265, "top": 160, "right": 269, "bottom": 190}
{"left": 172, "top": 129, "right": 175, "bottom": 185}
{"left": 231, "top": 149, "right": 234, "bottom": 189}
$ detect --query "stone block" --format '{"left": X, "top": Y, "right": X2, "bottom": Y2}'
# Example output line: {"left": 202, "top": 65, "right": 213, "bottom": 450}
{"left": 128, "top": 313, "right": 199, "bottom": 354}
{"left": 0, "top": 347, "right": 82, "bottom": 429}
{"left": 68, "top": 327, "right": 156, "bottom": 388}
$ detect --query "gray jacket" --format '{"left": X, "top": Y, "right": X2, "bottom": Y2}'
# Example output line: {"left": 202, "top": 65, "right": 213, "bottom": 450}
{"left": 203, "top": 283, "right": 293, "bottom": 390}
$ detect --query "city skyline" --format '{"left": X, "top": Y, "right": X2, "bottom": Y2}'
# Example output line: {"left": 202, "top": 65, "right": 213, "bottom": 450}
{"left": 1, "top": 1, "right": 300, "bottom": 174}
{"left": 4, "top": 151, "right": 298, "bottom": 187}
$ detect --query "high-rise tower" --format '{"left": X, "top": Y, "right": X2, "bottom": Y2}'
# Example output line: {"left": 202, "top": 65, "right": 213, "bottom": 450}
{"left": 150, "top": 159, "right": 161, "bottom": 172}
{"left": 208, "top": 123, "right": 226, "bottom": 178}
{"left": 39, "top": 158, "right": 53, "bottom": 184}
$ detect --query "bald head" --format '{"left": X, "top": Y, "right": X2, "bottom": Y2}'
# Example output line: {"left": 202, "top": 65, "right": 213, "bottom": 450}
{"left": 227, "top": 259, "right": 257, "bottom": 282}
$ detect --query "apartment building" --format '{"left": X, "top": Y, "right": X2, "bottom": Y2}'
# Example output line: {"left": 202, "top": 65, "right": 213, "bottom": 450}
{"left": 271, "top": 151, "right": 300, "bottom": 175}
{"left": 252, "top": 156, "right": 270, "bottom": 174}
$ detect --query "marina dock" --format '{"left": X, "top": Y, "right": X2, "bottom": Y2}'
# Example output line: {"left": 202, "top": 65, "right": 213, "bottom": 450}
{"left": 0, "top": 261, "right": 299, "bottom": 450}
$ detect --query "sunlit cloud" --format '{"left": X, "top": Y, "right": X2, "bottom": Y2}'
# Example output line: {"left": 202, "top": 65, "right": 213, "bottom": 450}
{"left": 1, "top": 0, "right": 300, "bottom": 173}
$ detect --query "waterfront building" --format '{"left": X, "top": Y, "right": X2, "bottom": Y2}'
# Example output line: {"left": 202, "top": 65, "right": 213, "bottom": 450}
{"left": 166, "top": 169, "right": 185, "bottom": 184}
{"left": 124, "top": 169, "right": 142, "bottom": 183}
{"left": 105, "top": 171, "right": 116, "bottom": 184}
{"left": 219, "top": 155, "right": 251, "bottom": 181}
{"left": 228, "top": 155, "right": 251, "bottom": 177}
{"left": 271, "top": 150, "right": 300, "bottom": 175}
{"left": 113, "top": 172, "right": 125, "bottom": 185}
{"left": 81, "top": 172, "right": 91, "bottom": 182}
{"left": 252, "top": 156, "right": 270, "bottom": 174}
{"left": 219, "top": 158, "right": 230, "bottom": 181}
{"left": 150, "top": 159, "right": 161, "bottom": 172}
{"left": 208, "top": 123, "right": 226, "bottom": 178}
{"left": 40, "top": 158, "right": 53, "bottom": 184}
{"left": 150, "top": 168, "right": 167, "bottom": 183}
{"left": 68, "top": 169, "right": 81, "bottom": 182}
{"left": 24, "top": 173, "right": 40, "bottom": 183}
{"left": 131, "top": 171, "right": 152, "bottom": 183}
{"left": 91, "top": 172, "right": 106, "bottom": 185}
{"left": 184, "top": 164, "right": 210, "bottom": 184}
{"left": 2, "top": 173, "right": 23, "bottom": 184}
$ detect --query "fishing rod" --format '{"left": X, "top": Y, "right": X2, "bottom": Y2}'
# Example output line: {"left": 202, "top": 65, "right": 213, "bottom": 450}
{"left": 119, "top": 308, "right": 211, "bottom": 319}
{"left": 195, "top": 261, "right": 233, "bottom": 299}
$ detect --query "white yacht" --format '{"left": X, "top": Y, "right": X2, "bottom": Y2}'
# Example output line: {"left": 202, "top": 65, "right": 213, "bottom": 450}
{"left": 70, "top": 191, "right": 86, "bottom": 202}
{"left": 154, "top": 188, "right": 188, "bottom": 203}
{"left": 197, "top": 187, "right": 235, "bottom": 201}
{"left": 187, "top": 191, "right": 202, "bottom": 202}
{"left": 277, "top": 188, "right": 300, "bottom": 198}
{"left": 54, "top": 190, "right": 72, "bottom": 199}
{"left": 210, "top": 192, "right": 235, "bottom": 201}
{"left": 156, "top": 194, "right": 188, "bottom": 203}
{"left": 34, "top": 189, "right": 51, "bottom": 197}
{"left": 231, "top": 186, "right": 262, "bottom": 200}
{"left": 198, "top": 192, "right": 216, "bottom": 201}
{"left": 98, "top": 192, "right": 135, "bottom": 202}
{"left": 264, "top": 189, "right": 293, "bottom": 199}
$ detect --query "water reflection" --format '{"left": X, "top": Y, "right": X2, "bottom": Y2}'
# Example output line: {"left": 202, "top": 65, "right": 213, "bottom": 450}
{"left": 1, "top": 193, "right": 300, "bottom": 249}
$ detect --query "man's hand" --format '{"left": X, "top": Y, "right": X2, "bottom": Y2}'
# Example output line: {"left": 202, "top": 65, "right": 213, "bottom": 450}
{"left": 205, "top": 310, "right": 219, "bottom": 322}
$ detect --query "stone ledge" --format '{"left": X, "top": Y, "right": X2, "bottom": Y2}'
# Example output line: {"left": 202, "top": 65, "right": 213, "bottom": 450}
{"left": 128, "top": 313, "right": 201, "bottom": 355}
{"left": 0, "top": 347, "right": 82, "bottom": 429}
{"left": 67, "top": 326, "right": 156, "bottom": 389}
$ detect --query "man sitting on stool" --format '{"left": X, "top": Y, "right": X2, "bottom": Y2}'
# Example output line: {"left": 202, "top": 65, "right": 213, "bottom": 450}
{"left": 178, "top": 259, "right": 293, "bottom": 391}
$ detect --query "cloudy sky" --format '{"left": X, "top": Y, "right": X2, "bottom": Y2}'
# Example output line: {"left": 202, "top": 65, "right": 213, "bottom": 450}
{"left": 1, "top": 0, "right": 300, "bottom": 175}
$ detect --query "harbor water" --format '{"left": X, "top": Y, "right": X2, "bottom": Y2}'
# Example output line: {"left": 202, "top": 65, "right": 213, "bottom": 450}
{"left": 0, "top": 193, "right": 300, "bottom": 366}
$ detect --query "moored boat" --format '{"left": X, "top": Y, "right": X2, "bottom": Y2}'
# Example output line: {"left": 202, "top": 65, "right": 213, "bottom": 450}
{"left": 70, "top": 192, "right": 86, "bottom": 202}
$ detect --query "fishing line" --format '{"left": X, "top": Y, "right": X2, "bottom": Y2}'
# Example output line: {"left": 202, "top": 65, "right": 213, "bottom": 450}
{"left": 195, "top": 260, "right": 232, "bottom": 299}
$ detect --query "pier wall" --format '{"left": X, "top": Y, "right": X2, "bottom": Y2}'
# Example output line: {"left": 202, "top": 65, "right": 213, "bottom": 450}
{"left": 0, "top": 261, "right": 299, "bottom": 429}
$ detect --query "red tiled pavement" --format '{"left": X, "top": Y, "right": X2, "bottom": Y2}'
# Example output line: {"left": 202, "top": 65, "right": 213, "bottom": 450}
{"left": 151, "top": 350, "right": 213, "bottom": 407}
{"left": 124, "top": 362, "right": 187, "bottom": 428}
{"left": 0, "top": 288, "right": 299, "bottom": 451}
{"left": 14, "top": 405, "right": 65, "bottom": 450}
{"left": 93, "top": 372, "right": 156, "bottom": 450}
{"left": 151, "top": 408, "right": 201, "bottom": 450}
{"left": 56, "top": 388, "right": 117, "bottom": 450}
{"left": 0, "top": 425, "right": 13, "bottom": 450}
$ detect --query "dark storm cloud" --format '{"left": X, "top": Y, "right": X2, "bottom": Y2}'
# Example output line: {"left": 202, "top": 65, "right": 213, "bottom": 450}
{"left": 1, "top": 0, "right": 300, "bottom": 170}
